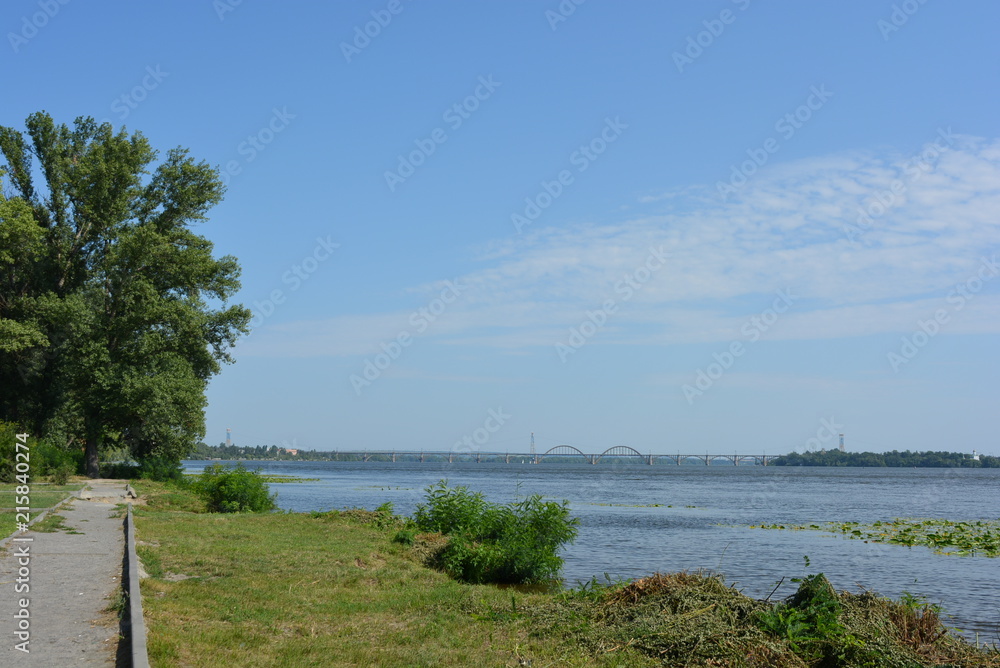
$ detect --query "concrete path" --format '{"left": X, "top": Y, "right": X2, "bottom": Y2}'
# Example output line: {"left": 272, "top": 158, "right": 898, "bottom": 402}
{"left": 0, "top": 480, "right": 129, "bottom": 666}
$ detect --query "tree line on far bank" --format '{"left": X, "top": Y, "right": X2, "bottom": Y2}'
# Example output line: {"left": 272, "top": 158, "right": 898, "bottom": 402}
{"left": 771, "top": 449, "right": 998, "bottom": 467}
{"left": 193, "top": 442, "right": 1000, "bottom": 468}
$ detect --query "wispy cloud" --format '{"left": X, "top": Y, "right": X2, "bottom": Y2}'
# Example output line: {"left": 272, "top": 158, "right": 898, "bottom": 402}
{"left": 242, "top": 135, "right": 1000, "bottom": 358}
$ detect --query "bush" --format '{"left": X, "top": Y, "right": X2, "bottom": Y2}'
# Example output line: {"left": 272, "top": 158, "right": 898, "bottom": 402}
{"left": 33, "top": 441, "right": 82, "bottom": 477}
{"left": 0, "top": 421, "right": 26, "bottom": 483}
{"left": 412, "top": 480, "right": 579, "bottom": 584}
{"left": 100, "top": 461, "right": 141, "bottom": 479}
{"left": 192, "top": 463, "right": 277, "bottom": 513}
{"left": 137, "top": 457, "right": 185, "bottom": 482}
{"left": 0, "top": 423, "right": 80, "bottom": 482}
{"left": 102, "top": 456, "right": 184, "bottom": 482}
{"left": 50, "top": 463, "right": 74, "bottom": 485}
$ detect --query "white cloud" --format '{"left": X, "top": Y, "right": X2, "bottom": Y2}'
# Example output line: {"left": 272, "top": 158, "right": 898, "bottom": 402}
{"left": 243, "top": 136, "right": 1000, "bottom": 357}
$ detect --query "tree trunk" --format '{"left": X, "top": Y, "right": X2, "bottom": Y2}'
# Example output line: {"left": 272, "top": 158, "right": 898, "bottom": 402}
{"left": 84, "top": 414, "right": 101, "bottom": 478}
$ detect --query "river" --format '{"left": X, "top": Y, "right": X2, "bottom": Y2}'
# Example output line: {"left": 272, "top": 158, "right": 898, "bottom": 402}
{"left": 182, "top": 460, "right": 1000, "bottom": 642}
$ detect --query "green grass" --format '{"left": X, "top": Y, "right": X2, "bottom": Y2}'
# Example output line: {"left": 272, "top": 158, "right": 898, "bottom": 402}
{"left": 134, "top": 483, "right": 1000, "bottom": 668}
{"left": 0, "top": 483, "right": 85, "bottom": 537}
{"left": 136, "top": 499, "right": 601, "bottom": 666}
{"left": 31, "top": 510, "right": 83, "bottom": 534}
{"left": 0, "top": 509, "right": 45, "bottom": 537}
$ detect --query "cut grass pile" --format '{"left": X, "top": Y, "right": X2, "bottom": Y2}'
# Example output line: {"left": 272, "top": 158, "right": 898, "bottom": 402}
{"left": 751, "top": 518, "right": 1000, "bottom": 557}
{"left": 134, "top": 481, "right": 1000, "bottom": 667}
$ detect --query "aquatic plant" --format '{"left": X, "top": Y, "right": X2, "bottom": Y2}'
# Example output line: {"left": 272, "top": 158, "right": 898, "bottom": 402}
{"left": 750, "top": 518, "right": 1000, "bottom": 556}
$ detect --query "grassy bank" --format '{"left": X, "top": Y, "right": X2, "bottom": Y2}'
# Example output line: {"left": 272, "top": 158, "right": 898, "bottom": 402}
{"left": 0, "top": 481, "right": 86, "bottom": 538}
{"left": 133, "top": 481, "right": 1000, "bottom": 667}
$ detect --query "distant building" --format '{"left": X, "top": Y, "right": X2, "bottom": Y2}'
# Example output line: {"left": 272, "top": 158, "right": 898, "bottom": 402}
{"left": 284, "top": 448, "right": 299, "bottom": 456}
{"left": 972, "top": 450, "right": 980, "bottom": 461}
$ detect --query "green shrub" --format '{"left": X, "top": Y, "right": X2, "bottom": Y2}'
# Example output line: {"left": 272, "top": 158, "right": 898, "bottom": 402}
{"left": 33, "top": 441, "right": 81, "bottom": 477}
{"left": 102, "top": 456, "right": 185, "bottom": 482}
{"left": 0, "top": 421, "right": 25, "bottom": 483}
{"left": 412, "top": 480, "right": 579, "bottom": 585}
{"left": 50, "top": 463, "right": 74, "bottom": 485}
{"left": 192, "top": 463, "right": 277, "bottom": 513}
{"left": 756, "top": 573, "right": 852, "bottom": 662}
{"left": 0, "top": 423, "right": 79, "bottom": 482}
{"left": 101, "top": 461, "right": 141, "bottom": 479}
{"left": 137, "top": 457, "right": 185, "bottom": 482}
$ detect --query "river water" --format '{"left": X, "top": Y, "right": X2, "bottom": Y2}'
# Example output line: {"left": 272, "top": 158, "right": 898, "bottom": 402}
{"left": 183, "top": 460, "right": 1000, "bottom": 641}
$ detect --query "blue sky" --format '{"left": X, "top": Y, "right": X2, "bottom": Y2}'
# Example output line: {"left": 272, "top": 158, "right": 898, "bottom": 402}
{"left": 4, "top": 1, "right": 999, "bottom": 456}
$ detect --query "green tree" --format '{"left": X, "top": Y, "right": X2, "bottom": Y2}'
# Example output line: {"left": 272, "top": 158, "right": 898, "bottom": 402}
{"left": 0, "top": 113, "right": 249, "bottom": 476}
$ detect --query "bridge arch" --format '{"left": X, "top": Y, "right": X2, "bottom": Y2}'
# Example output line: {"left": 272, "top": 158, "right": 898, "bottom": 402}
{"left": 538, "top": 445, "right": 590, "bottom": 462}
{"left": 596, "top": 445, "right": 645, "bottom": 462}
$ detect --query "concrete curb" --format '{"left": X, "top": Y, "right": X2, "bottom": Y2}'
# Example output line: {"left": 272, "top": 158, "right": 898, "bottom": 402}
{"left": 125, "top": 503, "right": 151, "bottom": 668}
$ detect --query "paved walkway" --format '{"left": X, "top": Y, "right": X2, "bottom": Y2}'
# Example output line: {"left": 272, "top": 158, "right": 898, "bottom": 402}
{"left": 0, "top": 480, "right": 129, "bottom": 666}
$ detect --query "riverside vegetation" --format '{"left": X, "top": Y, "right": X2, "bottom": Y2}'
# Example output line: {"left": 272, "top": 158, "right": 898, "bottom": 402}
{"left": 751, "top": 518, "right": 1000, "bottom": 557}
{"left": 130, "top": 467, "right": 1000, "bottom": 667}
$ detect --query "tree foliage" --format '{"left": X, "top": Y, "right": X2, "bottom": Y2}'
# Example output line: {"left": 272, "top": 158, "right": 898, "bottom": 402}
{"left": 771, "top": 449, "right": 998, "bottom": 467}
{"left": 0, "top": 113, "right": 249, "bottom": 475}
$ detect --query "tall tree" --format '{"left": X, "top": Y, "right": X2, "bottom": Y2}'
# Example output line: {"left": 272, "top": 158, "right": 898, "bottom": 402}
{"left": 0, "top": 113, "right": 250, "bottom": 476}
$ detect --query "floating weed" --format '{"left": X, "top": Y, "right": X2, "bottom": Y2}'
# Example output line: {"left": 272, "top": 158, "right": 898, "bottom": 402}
{"left": 257, "top": 475, "right": 320, "bottom": 483}
{"left": 751, "top": 518, "right": 1000, "bottom": 557}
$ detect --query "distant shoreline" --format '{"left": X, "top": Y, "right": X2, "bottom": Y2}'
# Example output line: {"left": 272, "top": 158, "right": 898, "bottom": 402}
{"left": 185, "top": 448, "right": 999, "bottom": 468}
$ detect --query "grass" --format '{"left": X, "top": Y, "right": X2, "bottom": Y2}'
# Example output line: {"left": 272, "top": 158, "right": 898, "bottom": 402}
{"left": 751, "top": 518, "right": 1000, "bottom": 557}
{"left": 134, "top": 481, "right": 1000, "bottom": 667}
{"left": 0, "top": 482, "right": 85, "bottom": 537}
{"left": 31, "top": 509, "right": 83, "bottom": 534}
{"left": 136, "top": 485, "right": 599, "bottom": 666}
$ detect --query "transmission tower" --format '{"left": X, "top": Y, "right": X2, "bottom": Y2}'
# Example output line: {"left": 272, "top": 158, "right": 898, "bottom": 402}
{"left": 530, "top": 432, "right": 535, "bottom": 457}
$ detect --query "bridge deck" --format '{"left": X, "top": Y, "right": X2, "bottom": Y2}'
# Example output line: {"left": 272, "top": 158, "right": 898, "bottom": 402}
{"left": 319, "top": 451, "right": 778, "bottom": 465}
